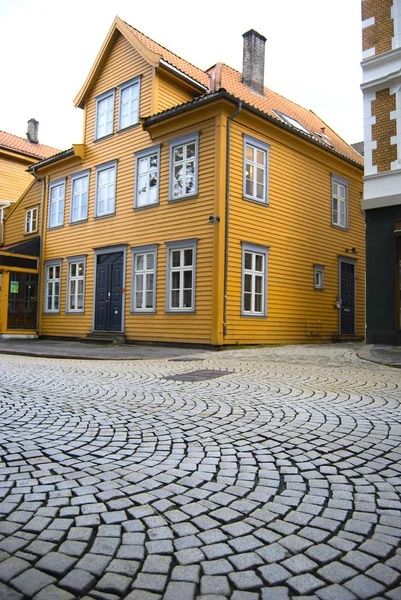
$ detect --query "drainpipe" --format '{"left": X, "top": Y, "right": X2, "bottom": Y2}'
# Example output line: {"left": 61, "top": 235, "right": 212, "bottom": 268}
{"left": 223, "top": 101, "right": 242, "bottom": 337}
{"left": 31, "top": 166, "right": 46, "bottom": 336}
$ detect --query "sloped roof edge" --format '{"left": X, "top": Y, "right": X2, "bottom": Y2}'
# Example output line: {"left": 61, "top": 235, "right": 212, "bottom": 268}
{"left": 74, "top": 16, "right": 161, "bottom": 109}
{"left": 144, "top": 89, "right": 364, "bottom": 170}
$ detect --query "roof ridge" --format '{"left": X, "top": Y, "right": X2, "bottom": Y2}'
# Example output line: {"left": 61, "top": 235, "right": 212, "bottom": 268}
{"left": 0, "top": 129, "right": 60, "bottom": 152}
{"left": 124, "top": 21, "right": 207, "bottom": 78}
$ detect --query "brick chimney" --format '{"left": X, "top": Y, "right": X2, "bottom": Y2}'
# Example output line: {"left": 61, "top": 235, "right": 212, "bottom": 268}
{"left": 27, "top": 118, "right": 39, "bottom": 144}
{"left": 242, "top": 29, "right": 266, "bottom": 95}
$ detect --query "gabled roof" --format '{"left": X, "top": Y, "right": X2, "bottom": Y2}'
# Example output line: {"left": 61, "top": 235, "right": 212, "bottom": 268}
{"left": 0, "top": 131, "right": 60, "bottom": 160}
{"left": 75, "top": 16, "right": 363, "bottom": 168}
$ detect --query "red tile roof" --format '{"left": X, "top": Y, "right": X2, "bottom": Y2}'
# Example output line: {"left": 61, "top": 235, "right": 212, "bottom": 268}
{"left": 0, "top": 131, "right": 60, "bottom": 160}
{"left": 126, "top": 23, "right": 362, "bottom": 167}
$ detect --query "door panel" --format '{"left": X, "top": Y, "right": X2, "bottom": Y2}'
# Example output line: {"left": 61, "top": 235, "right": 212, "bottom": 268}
{"left": 95, "top": 252, "right": 124, "bottom": 331}
{"left": 340, "top": 262, "right": 355, "bottom": 335}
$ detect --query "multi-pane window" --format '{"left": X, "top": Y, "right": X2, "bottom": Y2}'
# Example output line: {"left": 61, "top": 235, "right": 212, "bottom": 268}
{"left": 95, "top": 90, "right": 114, "bottom": 139}
{"left": 169, "top": 133, "right": 199, "bottom": 200}
{"left": 67, "top": 258, "right": 85, "bottom": 312}
{"left": 71, "top": 172, "right": 89, "bottom": 222}
{"left": 45, "top": 261, "right": 61, "bottom": 312}
{"left": 25, "top": 207, "right": 38, "bottom": 234}
{"left": 48, "top": 180, "right": 65, "bottom": 228}
{"left": 166, "top": 240, "right": 197, "bottom": 311}
{"left": 96, "top": 161, "right": 117, "bottom": 217}
{"left": 131, "top": 245, "right": 157, "bottom": 312}
{"left": 244, "top": 135, "right": 269, "bottom": 204}
{"left": 119, "top": 78, "right": 140, "bottom": 130}
{"left": 332, "top": 175, "right": 348, "bottom": 229}
{"left": 242, "top": 243, "right": 268, "bottom": 316}
{"left": 314, "top": 265, "right": 324, "bottom": 290}
{"left": 135, "top": 146, "right": 160, "bottom": 208}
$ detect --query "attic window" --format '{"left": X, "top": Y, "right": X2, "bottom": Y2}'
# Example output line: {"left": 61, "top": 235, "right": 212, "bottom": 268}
{"left": 273, "top": 110, "right": 310, "bottom": 135}
{"left": 314, "top": 131, "right": 334, "bottom": 147}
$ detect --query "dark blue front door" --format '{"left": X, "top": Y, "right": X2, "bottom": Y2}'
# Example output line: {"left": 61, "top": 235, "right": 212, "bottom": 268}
{"left": 95, "top": 252, "right": 123, "bottom": 331}
{"left": 340, "top": 261, "right": 355, "bottom": 335}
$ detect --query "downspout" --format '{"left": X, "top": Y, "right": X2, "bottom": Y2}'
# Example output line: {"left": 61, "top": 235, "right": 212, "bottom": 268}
{"left": 31, "top": 166, "right": 46, "bottom": 336}
{"left": 223, "top": 101, "right": 242, "bottom": 337}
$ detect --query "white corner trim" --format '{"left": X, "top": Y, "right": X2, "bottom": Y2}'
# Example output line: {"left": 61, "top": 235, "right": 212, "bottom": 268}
{"left": 362, "top": 17, "right": 375, "bottom": 29}
{"left": 362, "top": 47, "right": 376, "bottom": 61}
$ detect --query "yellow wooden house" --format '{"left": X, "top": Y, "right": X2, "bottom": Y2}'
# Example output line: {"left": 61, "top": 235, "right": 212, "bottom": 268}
{"left": 1, "top": 17, "right": 364, "bottom": 345}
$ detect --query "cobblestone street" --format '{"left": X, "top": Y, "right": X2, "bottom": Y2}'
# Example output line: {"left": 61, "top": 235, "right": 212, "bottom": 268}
{"left": 0, "top": 343, "right": 400, "bottom": 600}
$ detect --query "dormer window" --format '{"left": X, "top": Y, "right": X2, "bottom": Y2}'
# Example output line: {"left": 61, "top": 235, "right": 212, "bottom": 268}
{"left": 273, "top": 110, "right": 310, "bottom": 135}
{"left": 119, "top": 77, "right": 140, "bottom": 130}
{"left": 95, "top": 90, "right": 115, "bottom": 140}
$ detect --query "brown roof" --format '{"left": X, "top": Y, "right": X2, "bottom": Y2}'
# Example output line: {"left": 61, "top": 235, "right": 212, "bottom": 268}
{"left": 126, "top": 23, "right": 362, "bottom": 167}
{"left": 0, "top": 131, "right": 60, "bottom": 160}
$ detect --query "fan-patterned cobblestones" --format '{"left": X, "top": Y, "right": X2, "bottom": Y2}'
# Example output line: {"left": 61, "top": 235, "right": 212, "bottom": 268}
{"left": 0, "top": 343, "right": 400, "bottom": 599}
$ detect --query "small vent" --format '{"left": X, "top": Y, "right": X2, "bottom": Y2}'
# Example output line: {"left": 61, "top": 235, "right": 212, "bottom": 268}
{"left": 164, "top": 369, "right": 233, "bottom": 382}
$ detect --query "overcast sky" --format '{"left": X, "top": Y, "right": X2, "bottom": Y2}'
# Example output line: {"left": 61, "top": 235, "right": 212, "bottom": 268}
{"left": 0, "top": 0, "right": 363, "bottom": 151}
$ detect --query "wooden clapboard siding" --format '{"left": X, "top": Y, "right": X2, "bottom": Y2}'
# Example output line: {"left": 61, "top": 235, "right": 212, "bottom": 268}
{"left": 0, "top": 154, "right": 34, "bottom": 205}
{"left": 4, "top": 180, "right": 42, "bottom": 246}
{"left": 223, "top": 117, "right": 365, "bottom": 344}
{"left": 157, "top": 71, "right": 195, "bottom": 113}
{"left": 41, "top": 35, "right": 217, "bottom": 346}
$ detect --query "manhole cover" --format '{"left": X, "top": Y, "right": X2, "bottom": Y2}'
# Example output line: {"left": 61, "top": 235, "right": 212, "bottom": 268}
{"left": 164, "top": 369, "right": 234, "bottom": 382}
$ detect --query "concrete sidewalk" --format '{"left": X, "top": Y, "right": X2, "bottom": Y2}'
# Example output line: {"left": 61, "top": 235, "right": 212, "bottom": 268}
{"left": 357, "top": 344, "right": 401, "bottom": 368}
{"left": 0, "top": 338, "right": 211, "bottom": 360}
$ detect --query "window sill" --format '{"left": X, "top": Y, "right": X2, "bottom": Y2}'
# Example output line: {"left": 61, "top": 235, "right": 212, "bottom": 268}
{"left": 243, "top": 196, "right": 269, "bottom": 207}
{"left": 24, "top": 231, "right": 38, "bottom": 236}
{"left": 130, "top": 309, "right": 156, "bottom": 314}
{"left": 70, "top": 218, "right": 89, "bottom": 226}
{"left": 241, "top": 313, "right": 267, "bottom": 318}
{"left": 117, "top": 122, "right": 140, "bottom": 134}
{"left": 166, "top": 309, "right": 195, "bottom": 314}
{"left": 133, "top": 202, "right": 159, "bottom": 211}
{"left": 94, "top": 212, "right": 116, "bottom": 220}
{"left": 168, "top": 194, "right": 198, "bottom": 203}
{"left": 43, "top": 311, "right": 61, "bottom": 315}
{"left": 94, "top": 133, "right": 114, "bottom": 143}
{"left": 332, "top": 223, "right": 348, "bottom": 232}
{"left": 47, "top": 224, "right": 64, "bottom": 230}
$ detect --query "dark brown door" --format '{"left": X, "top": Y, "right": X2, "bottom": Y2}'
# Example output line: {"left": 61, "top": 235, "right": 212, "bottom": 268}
{"left": 94, "top": 252, "right": 124, "bottom": 331}
{"left": 340, "top": 262, "right": 355, "bottom": 335}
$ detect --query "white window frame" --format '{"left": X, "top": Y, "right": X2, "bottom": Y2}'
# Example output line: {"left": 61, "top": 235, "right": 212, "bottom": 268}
{"left": 314, "top": 264, "right": 325, "bottom": 290}
{"left": 243, "top": 134, "right": 270, "bottom": 205}
{"left": 134, "top": 145, "right": 160, "bottom": 209}
{"left": 48, "top": 179, "right": 65, "bottom": 229}
{"left": 25, "top": 207, "right": 38, "bottom": 234}
{"left": 118, "top": 76, "right": 140, "bottom": 131}
{"left": 131, "top": 244, "right": 158, "bottom": 313}
{"left": 70, "top": 170, "right": 89, "bottom": 223}
{"left": 95, "top": 160, "right": 117, "bottom": 218}
{"left": 165, "top": 239, "right": 197, "bottom": 313}
{"left": 169, "top": 132, "right": 199, "bottom": 201}
{"left": 95, "top": 89, "right": 115, "bottom": 140}
{"left": 44, "top": 259, "right": 62, "bottom": 313}
{"left": 66, "top": 256, "right": 86, "bottom": 313}
{"left": 241, "top": 242, "right": 268, "bottom": 317}
{"left": 332, "top": 174, "right": 348, "bottom": 230}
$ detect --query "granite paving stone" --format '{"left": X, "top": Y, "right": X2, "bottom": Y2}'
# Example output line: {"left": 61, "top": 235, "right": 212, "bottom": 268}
{"left": 0, "top": 344, "right": 400, "bottom": 599}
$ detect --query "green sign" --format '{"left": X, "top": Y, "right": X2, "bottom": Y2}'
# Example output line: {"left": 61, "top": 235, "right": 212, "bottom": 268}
{"left": 10, "top": 281, "right": 19, "bottom": 294}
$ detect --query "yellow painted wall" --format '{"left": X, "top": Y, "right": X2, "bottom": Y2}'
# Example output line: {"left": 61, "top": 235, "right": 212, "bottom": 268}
{"left": 0, "top": 153, "right": 33, "bottom": 204}
{"left": 157, "top": 71, "right": 195, "bottom": 113}
{"left": 41, "top": 34, "right": 217, "bottom": 343}
{"left": 224, "top": 115, "right": 365, "bottom": 344}
{"left": 3, "top": 180, "right": 42, "bottom": 247}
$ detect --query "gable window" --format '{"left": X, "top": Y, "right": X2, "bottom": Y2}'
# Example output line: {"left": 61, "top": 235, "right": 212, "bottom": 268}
{"left": 95, "top": 161, "right": 117, "bottom": 217}
{"left": 95, "top": 90, "right": 115, "bottom": 139}
{"left": 25, "top": 207, "right": 38, "bottom": 234}
{"left": 119, "top": 77, "right": 140, "bottom": 130}
{"left": 48, "top": 179, "right": 65, "bottom": 228}
{"left": 135, "top": 146, "right": 160, "bottom": 208}
{"left": 242, "top": 242, "right": 268, "bottom": 317}
{"left": 44, "top": 260, "right": 62, "bottom": 313}
{"left": 332, "top": 174, "right": 348, "bottom": 229}
{"left": 169, "top": 132, "right": 199, "bottom": 201}
{"left": 243, "top": 134, "right": 270, "bottom": 204}
{"left": 314, "top": 264, "right": 324, "bottom": 290}
{"left": 67, "top": 257, "right": 85, "bottom": 312}
{"left": 131, "top": 245, "right": 157, "bottom": 313}
{"left": 71, "top": 171, "right": 89, "bottom": 223}
{"left": 166, "top": 239, "right": 197, "bottom": 312}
